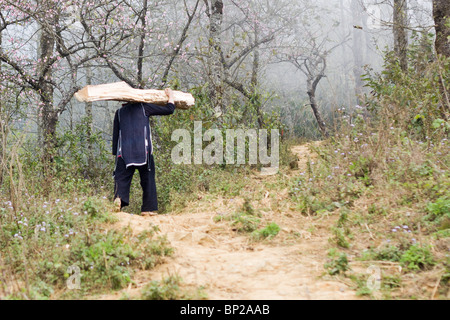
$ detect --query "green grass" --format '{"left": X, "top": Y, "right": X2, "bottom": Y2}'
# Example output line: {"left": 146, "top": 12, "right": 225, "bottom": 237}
{"left": 324, "top": 249, "right": 350, "bottom": 276}
{"left": 399, "top": 245, "right": 436, "bottom": 271}
{"left": 251, "top": 222, "right": 281, "bottom": 241}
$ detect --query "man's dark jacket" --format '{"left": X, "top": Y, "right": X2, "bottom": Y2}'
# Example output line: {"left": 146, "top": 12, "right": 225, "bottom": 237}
{"left": 112, "top": 102, "right": 175, "bottom": 168}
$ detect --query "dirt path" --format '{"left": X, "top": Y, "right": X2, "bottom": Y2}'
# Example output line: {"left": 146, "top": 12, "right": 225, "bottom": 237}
{"left": 98, "top": 143, "right": 359, "bottom": 300}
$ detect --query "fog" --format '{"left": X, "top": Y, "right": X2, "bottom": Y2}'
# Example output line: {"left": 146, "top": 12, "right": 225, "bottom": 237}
{"left": 0, "top": 0, "right": 439, "bottom": 139}
{"left": 261, "top": 0, "right": 435, "bottom": 137}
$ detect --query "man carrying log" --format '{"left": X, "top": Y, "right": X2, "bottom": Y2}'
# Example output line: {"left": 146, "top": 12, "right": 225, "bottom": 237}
{"left": 112, "top": 88, "right": 176, "bottom": 216}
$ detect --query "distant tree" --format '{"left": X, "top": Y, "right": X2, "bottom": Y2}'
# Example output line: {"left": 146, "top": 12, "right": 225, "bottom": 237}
{"left": 303, "top": 50, "right": 330, "bottom": 138}
{"left": 204, "top": 0, "right": 224, "bottom": 117}
{"left": 275, "top": 1, "right": 349, "bottom": 138}
{"left": 199, "top": 0, "right": 280, "bottom": 124}
{"left": 393, "top": 0, "right": 408, "bottom": 71}
{"left": 351, "top": 0, "right": 364, "bottom": 103}
{"left": 220, "top": 0, "right": 285, "bottom": 128}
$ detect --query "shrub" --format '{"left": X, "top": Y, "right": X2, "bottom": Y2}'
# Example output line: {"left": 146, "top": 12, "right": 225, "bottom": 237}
{"left": 374, "top": 245, "right": 403, "bottom": 262}
{"left": 324, "top": 250, "right": 350, "bottom": 275}
{"left": 231, "top": 213, "right": 261, "bottom": 233}
{"left": 140, "top": 275, "right": 184, "bottom": 300}
{"left": 400, "top": 245, "right": 436, "bottom": 271}
{"left": 330, "top": 227, "right": 350, "bottom": 249}
{"left": 251, "top": 222, "right": 281, "bottom": 241}
{"left": 140, "top": 275, "right": 206, "bottom": 300}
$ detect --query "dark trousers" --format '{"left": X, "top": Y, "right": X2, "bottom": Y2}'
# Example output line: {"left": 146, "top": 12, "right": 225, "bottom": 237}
{"left": 114, "top": 154, "right": 158, "bottom": 212}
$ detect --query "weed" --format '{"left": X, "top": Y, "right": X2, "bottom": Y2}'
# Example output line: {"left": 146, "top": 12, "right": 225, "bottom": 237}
{"left": 83, "top": 197, "right": 117, "bottom": 223}
{"left": 214, "top": 198, "right": 265, "bottom": 234}
{"left": 324, "top": 250, "right": 350, "bottom": 275}
{"left": 361, "top": 245, "right": 403, "bottom": 262}
{"left": 140, "top": 275, "right": 207, "bottom": 300}
{"left": 251, "top": 222, "right": 281, "bottom": 241}
{"left": 242, "top": 198, "right": 256, "bottom": 216}
{"left": 424, "top": 197, "right": 450, "bottom": 231}
{"left": 382, "top": 275, "right": 402, "bottom": 290}
{"left": 231, "top": 214, "right": 261, "bottom": 233}
{"left": 400, "top": 245, "right": 436, "bottom": 271}
{"left": 330, "top": 227, "right": 350, "bottom": 249}
{"left": 140, "top": 275, "right": 184, "bottom": 300}
{"left": 368, "top": 204, "right": 387, "bottom": 216}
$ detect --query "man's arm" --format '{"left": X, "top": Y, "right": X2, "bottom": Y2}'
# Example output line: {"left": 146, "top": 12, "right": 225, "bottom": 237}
{"left": 112, "top": 110, "right": 119, "bottom": 155}
{"left": 143, "top": 88, "right": 176, "bottom": 116}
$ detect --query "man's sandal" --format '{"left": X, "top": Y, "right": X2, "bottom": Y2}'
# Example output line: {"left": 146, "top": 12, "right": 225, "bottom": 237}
{"left": 141, "top": 212, "right": 158, "bottom": 217}
{"left": 114, "top": 198, "right": 121, "bottom": 212}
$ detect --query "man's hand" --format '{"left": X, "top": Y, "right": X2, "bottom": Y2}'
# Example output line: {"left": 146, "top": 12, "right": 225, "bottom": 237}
{"left": 165, "top": 88, "right": 175, "bottom": 104}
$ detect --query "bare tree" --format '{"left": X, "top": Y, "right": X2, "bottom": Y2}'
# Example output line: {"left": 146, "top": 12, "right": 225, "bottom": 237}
{"left": 293, "top": 45, "right": 333, "bottom": 138}
{"left": 279, "top": 36, "right": 347, "bottom": 138}
{"left": 304, "top": 54, "right": 330, "bottom": 138}
{"left": 223, "top": 20, "right": 266, "bottom": 128}
{"left": 273, "top": 1, "right": 350, "bottom": 138}
{"left": 214, "top": 0, "right": 285, "bottom": 127}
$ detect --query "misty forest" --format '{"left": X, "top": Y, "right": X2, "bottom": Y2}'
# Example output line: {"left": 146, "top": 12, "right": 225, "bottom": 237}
{"left": 0, "top": 0, "right": 449, "bottom": 300}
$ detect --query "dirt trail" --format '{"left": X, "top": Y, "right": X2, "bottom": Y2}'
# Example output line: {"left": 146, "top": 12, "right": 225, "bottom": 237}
{"left": 99, "top": 143, "right": 358, "bottom": 300}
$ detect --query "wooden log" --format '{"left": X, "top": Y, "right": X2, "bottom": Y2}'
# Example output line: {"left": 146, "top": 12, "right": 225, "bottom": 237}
{"left": 74, "top": 81, "right": 194, "bottom": 110}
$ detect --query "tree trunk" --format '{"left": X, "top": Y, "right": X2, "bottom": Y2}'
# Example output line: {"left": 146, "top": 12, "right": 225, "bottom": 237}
{"left": 137, "top": 0, "right": 148, "bottom": 89}
{"left": 433, "top": 0, "right": 450, "bottom": 57}
{"left": 393, "top": 0, "right": 408, "bottom": 71}
{"left": 208, "top": 0, "right": 224, "bottom": 117}
{"left": 307, "top": 77, "right": 329, "bottom": 138}
{"left": 38, "top": 25, "right": 57, "bottom": 168}
{"left": 85, "top": 63, "right": 94, "bottom": 177}
{"left": 432, "top": 0, "right": 450, "bottom": 116}
{"left": 340, "top": 0, "right": 351, "bottom": 106}
{"left": 251, "top": 25, "right": 264, "bottom": 129}
{"left": 0, "top": 29, "right": 3, "bottom": 186}
{"left": 352, "top": 0, "right": 364, "bottom": 103}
